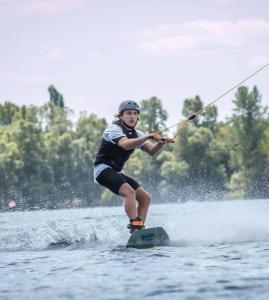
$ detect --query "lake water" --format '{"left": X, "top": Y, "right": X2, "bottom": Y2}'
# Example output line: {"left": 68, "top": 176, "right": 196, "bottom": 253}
{"left": 1, "top": 200, "right": 269, "bottom": 300}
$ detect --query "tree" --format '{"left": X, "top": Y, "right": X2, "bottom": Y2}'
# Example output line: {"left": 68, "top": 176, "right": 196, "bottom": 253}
{"left": 139, "top": 96, "right": 168, "bottom": 133}
{"left": 0, "top": 105, "right": 51, "bottom": 209}
{"left": 182, "top": 96, "right": 218, "bottom": 129}
{"left": 48, "top": 85, "right": 64, "bottom": 108}
{"left": 0, "top": 102, "right": 20, "bottom": 126}
{"left": 177, "top": 126, "right": 227, "bottom": 197}
{"left": 164, "top": 95, "right": 227, "bottom": 200}
{"left": 40, "top": 85, "right": 68, "bottom": 132}
{"left": 0, "top": 128, "right": 22, "bottom": 205}
{"left": 182, "top": 96, "right": 203, "bottom": 127}
{"left": 231, "top": 85, "right": 269, "bottom": 198}
{"left": 70, "top": 113, "right": 107, "bottom": 205}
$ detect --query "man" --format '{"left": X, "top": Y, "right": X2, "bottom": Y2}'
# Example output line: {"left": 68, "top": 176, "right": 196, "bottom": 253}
{"left": 93, "top": 100, "right": 174, "bottom": 233}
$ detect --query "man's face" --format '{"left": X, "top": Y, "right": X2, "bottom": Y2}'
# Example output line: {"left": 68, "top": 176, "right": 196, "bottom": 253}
{"left": 120, "top": 110, "right": 138, "bottom": 127}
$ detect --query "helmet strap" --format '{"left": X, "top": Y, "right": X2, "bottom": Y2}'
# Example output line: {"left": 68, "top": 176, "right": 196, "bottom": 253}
{"left": 120, "top": 120, "right": 137, "bottom": 129}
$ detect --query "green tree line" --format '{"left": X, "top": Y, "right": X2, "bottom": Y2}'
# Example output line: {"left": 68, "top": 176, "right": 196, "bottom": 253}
{"left": 0, "top": 85, "right": 269, "bottom": 210}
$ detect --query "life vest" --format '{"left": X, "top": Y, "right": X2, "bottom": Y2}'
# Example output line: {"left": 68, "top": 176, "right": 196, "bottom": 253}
{"left": 94, "top": 120, "right": 138, "bottom": 171}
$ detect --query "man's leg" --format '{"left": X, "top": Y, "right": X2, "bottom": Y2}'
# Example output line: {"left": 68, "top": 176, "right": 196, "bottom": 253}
{"left": 118, "top": 183, "right": 138, "bottom": 220}
{"left": 97, "top": 169, "right": 138, "bottom": 220}
{"left": 135, "top": 187, "right": 151, "bottom": 224}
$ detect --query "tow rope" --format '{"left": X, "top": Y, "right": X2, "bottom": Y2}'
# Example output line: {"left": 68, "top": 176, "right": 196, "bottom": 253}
{"left": 151, "top": 62, "right": 269, "bottom": 141}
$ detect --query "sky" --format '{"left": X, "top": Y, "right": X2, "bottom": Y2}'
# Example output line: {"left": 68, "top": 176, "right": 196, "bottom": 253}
{"left": 0, "top": 0, "right": 269, "bottom": 127}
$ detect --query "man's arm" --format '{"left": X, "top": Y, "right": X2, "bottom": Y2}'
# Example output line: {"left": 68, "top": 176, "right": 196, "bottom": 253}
{"left": 142, "top": 136, "right": 174, "bottom": 156}
{"left": 142, "top": 142, "right": 163, "bottom": 156}
{"left": 118, "top": 132, "right": 173, "bottom": 153}
{"left": 117, "top": 135, "right": 150, "bottom": 150}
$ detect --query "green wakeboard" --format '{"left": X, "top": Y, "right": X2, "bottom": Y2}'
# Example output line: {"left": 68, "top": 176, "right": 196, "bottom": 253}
{"left": 126, "top": 227, "right": 169, "bottom": 249}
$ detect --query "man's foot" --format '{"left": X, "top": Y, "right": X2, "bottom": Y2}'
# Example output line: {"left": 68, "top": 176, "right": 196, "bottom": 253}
{"left": 127, "top": 217, "right": 144, "bottom": 233}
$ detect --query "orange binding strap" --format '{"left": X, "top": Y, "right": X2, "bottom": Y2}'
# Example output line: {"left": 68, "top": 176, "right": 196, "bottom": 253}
{"left": 132, "top": 221, "right": 143, "bottom": 226}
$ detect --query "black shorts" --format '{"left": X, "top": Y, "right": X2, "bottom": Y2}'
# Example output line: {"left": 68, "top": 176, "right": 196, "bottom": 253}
{"left": 96, "top": 167, "right": 141, "bottom": 195}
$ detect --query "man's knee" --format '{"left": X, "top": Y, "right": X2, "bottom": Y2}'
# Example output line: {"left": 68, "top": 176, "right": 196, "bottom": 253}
{"left": 119, "top": 183, "right": 135, "bottom": 198}
{"left": 137, "top": 189, "right": 151, "bottom": 205}
{"left": 144, "top": 192, "right": 151, "bottom": 205}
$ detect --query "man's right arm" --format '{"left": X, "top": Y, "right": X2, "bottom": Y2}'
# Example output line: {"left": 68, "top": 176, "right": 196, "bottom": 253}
{"left": 117, "top": 135, "right": 150, "bottom": 150}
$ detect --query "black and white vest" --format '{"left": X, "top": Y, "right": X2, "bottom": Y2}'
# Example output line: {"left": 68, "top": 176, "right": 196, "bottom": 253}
{"left": 94, "top": 120, "right": 138, "bottom": 171}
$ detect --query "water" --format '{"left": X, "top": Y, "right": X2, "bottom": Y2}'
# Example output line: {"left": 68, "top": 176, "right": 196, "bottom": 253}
{"left": 1, "top": 200, "right": 269, "bottom": 300}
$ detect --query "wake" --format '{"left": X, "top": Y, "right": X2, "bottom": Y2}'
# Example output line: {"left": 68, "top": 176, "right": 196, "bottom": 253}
{"left": 165, "top": 200, "right": 269, "bottom": 246}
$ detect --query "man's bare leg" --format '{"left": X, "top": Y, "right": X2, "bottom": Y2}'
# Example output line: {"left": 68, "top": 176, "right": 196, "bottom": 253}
{"left": 135, "top": 187, "right": 151, "bottom": 224}
{"left": 118, "top": 183, "right": 138, "bottom": 219}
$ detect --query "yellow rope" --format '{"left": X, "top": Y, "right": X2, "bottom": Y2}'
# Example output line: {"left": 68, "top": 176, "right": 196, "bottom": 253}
{"left": 150, "top": 62, "right": 269, "bottom": 140}
{"left": 172, "top": 119, "right": 192, "bottom": 140}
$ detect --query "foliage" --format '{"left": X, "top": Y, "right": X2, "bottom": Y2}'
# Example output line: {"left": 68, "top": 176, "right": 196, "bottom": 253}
{"left": 0, "top": 85, "right": 269, "bottom": 209}
{"left": 230, "top": 86, "right": 269, "bottom": 198}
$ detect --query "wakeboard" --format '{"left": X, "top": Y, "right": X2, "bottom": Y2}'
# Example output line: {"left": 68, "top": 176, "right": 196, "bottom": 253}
{"left": 126, "top": 227, "right": 169, "bottom": 249}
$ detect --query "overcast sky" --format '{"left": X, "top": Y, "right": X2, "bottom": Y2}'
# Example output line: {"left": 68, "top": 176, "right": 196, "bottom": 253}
{"left": 1, "top": 0, "right": 269, "bottom": 127}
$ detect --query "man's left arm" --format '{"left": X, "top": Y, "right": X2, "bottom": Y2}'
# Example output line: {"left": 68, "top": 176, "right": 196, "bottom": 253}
{"left": 142, "top": 136, "right": 174, "bottom": 156}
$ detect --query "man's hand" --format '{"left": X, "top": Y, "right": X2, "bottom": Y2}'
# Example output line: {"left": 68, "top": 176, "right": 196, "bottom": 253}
{"left": 147, "top": 133, "right": 174, "bottom": 144}
{"left": 158, "top": 136, "right": 174, "bottom": 144}
{"left": 147, "top": 133, "right": 162, "bottom": 142}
